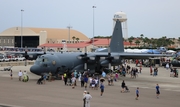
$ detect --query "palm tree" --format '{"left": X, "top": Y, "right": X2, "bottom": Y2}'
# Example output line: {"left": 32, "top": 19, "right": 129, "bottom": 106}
{"left": 129, "top": 39, "right": 133, "bottom": 46}
{"left": 178, "top": 37, "right": 180, "bottom": 45}
{"left": 128, "top": 37, "right": 134, "bottom": 47}
{"left": 140, "top": 34, "right": 144, "bottom": 39}
{"left": 72, "top": 36, "right": 76, "bottom": 43}
{"left": 76, "top": 38, "right": 79, "bottom": 43}
{"left": 143, "top": 37, "right": 149, "bottom": 47}
{"left": 135, "top": 39, "right": 140, "bottom": 47}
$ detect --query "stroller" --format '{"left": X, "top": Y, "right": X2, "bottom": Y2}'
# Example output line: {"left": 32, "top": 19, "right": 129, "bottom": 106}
{"left": 66, "top": 78, "right": 72, "bottom": 86}
{"left": 37, "top": 77, "right": 43, "bottom": 85}
{"left": 124, "top": 86, "right": 130, "bottom": 92}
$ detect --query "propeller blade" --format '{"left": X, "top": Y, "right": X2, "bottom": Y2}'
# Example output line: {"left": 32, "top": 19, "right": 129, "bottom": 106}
{"left": 108, "top": 46, "right": 111, "bottom": 53}
{"left": 84, "top": 62, "right": 87, "bottom": 70}
{"left": 43, "top": 46, "right": 46, "bottom": 54}
{"left": 108, "top": 63, "right": 111, "bottom": 70}
{"left": 85, "top": 46, "right": 87, "bottom": 54}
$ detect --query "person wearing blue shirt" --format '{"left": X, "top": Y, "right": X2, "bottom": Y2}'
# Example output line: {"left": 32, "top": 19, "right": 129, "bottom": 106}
{"left": 100, "top": 82, "right": 104, "bottom": 96}
{"left": 156, "top": 84, "right": 160, "bottom": 98}
{"left": 84, "top": 76, "right": 88, "bottom": 90}
{"left": 135, "top": 87, "right": 139, "bottom": 100}
{"left": 74, "top": 70, "right": 77, "bottom": 78}
{"left": 102, "top": 71, "right": 106, "bottom": 78}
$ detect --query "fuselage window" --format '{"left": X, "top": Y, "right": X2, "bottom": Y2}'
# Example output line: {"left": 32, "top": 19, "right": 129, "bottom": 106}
{"left": 42, "top": 58, "right": 48, "bottom": 62}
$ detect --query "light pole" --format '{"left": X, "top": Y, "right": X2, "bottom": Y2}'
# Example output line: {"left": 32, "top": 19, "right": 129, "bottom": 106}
{"left": 67, "top": 25, "right": 72, "bottom": 43}
{"left": 21, "top": 9, "right": 24, "bottom": 48}
{"left": 92, "top": 6, "right": 96, "bottom": 51}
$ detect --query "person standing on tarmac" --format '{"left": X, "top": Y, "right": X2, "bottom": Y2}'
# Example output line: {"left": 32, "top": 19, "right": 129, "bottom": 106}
{"left": 100, "top": 82, "right": 104, "bottom": 96}
{"left": 156, "top": 84, "right": 160, "bottom": 98}
{"left": 63, "top": 72, "right": 67, "bottom": 85}
{"left": 48, "top": 72, "right": 52, "bottom": 82}
{"left": 10, "top": 70, "right": 13, "bottom": 80}
{"left": 83, "top": 92, "right": 92, "bottom": 107}
{"left": 83, "top": 91, "right": 87, "bottom": 107}
{"left": 18, "top": 70, "right": 23, "bottom": 81}
{"left": 135, "top": 87, "right": 139, "bottom": 100}
{"left": 121, "top": 80, "right": 126, "bottom": 93}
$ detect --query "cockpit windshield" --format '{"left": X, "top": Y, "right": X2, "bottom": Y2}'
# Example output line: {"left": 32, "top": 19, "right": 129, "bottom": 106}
{"left": 36, "top": 56, "right": 48, "bottom": 63}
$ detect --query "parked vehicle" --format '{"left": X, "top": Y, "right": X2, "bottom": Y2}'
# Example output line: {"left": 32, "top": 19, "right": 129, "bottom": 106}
{"left": 17, "top": 57, "right": 25, "bottom": 61}
{"left": 0, "top": 57, "right": 10, "bottom": 62}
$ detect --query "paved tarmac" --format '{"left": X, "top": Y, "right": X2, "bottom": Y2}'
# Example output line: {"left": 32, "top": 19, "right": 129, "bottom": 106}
{"left": 0, "top": 64, "right": 180, "bottom": 107}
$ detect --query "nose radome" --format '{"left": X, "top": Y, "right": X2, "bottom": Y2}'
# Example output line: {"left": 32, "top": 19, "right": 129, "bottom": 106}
{"left": 30, "top": 65, "right": 40, "bottom": 75}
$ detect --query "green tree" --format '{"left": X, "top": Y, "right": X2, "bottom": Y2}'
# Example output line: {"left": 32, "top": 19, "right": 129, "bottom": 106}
{"left": 143, "top": 37, "right": 149, "bottom": 47}
{"left": 72, "top": 36, "right": 76, "bottom": 43}
{"left": 128, "top": 36, "right": 134, "bottom": 47}
{"left": 76, "top": 37, "right": 79, "bottom": 43}
{"left": 135, "top": 39, "right": 140, "bottom": 46}
{"left": 129, "top": 39, "right": 133, "bottom": 46}
{"left": 140, "top": 34, "right": 144, "bottom": 40}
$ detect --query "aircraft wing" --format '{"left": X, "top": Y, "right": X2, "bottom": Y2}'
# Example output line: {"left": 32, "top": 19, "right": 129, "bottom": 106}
{"left": 5, "top": 51, "right": 45, "bottom": 60}
{"left": 118, "top": 53, "right": 172, "bottom": 59}
{"left": 84, "top": 52, "right": 172, "bottom": 60}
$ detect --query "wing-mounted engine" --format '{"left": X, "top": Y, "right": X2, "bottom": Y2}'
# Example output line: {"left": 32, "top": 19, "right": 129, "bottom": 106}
{"left": 100, "top": 47, "right": 114, "bottom": 69}
{"left": 100, "top": 47, "right": 121, "bottom": 69}
{"left": 77, "top": 47, "right": 96, "bottom": 70}
{"left": 77, "top": 47, "right": 91, "bottom": 70}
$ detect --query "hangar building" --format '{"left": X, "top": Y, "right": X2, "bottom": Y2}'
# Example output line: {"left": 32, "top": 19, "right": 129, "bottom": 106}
{"left": 0, "top": 27, "right": 90, "bottom": 48}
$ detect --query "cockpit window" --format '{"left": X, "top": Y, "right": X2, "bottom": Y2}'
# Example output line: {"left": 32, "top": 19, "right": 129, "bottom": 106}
{"left": 36, "top": 58, "right": 42, "bottom": 62}
{"left": 36, "top": 57, "right": 48, "bottom": 62}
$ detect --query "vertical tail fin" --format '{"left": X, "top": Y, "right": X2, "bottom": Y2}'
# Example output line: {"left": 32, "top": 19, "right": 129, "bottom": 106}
{"left": 109, "top": 19, "right": 124, "bottom": 52}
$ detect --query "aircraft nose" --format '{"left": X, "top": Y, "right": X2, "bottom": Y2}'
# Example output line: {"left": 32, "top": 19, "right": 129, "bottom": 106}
{"left": 30, "top": 65, "right": 41, "bottom": 75}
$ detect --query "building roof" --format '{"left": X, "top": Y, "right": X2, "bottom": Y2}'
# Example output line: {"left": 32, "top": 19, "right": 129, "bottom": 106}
{"left": 0, "top": 27, "right": 89, "bottom": 41}
{"left": 28, "top": 27, "right": 89, "bottom": 41}
{"left": 39, "top": 38, "right": 136, "bottom": 48}
{"left": 39, "top": 42, "right": 91, "bottom": 48}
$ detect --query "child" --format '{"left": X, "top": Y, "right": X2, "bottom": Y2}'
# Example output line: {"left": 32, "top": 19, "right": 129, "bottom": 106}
{"left": 10, "top": 70, "right": 13, "bottom": 79}
{"left": 135, "top": 87, "right": 139, "bottom": 100}
{"left": 100, "top": 82, "right": 104, "bottom": 96}
{"left": 71, "top": 76, "right": 76, "bottom": 89}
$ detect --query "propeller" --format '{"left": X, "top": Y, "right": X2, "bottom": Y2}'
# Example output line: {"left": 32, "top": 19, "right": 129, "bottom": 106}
{"left": 100, "top": 47, "right": 114, "bottom": 70}
{"left": 43, "top": 46, "right": 46, "bottom": 54}
{"left": 77, "top": 47, "right": 89, "bottom": 70}
{"left": 107, "top": 47, "right": 112, "bottom": 69}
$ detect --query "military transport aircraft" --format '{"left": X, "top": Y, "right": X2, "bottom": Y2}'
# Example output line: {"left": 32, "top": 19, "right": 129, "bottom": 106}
{"left": 29, "top": 19, "right": 170, "bottom": 76}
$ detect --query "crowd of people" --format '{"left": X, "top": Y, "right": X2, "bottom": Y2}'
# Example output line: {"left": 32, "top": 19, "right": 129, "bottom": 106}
{"left": 9, "top": 58, "right": 176, "bottom": 107}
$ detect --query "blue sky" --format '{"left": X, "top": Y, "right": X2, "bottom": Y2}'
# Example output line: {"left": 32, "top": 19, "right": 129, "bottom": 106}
{"left": 0, "top": 0, "right": 180, "bottom": 38}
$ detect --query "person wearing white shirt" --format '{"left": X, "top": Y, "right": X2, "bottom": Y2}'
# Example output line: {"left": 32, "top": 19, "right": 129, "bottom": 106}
{"left": 95, "top": 78, "right": 98, "bottom": 90}
{"left": 83, "top": 91, "right": 87, "bottom": 107}
{"left": 71, "top": 76, "right": 76, "bottom": 89}
{"left": 83, "top": 92, "right": 92, "bottom": 107}
{"left": 89, "top": 77, "right": 92, "bottom": 88}
{"left": 18, "top": 70, "right": 23, "bottom": 81}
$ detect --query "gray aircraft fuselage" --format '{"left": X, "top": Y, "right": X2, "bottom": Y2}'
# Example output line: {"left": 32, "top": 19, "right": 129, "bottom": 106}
{"left": 30, "top": 52, "right": 122, "bottom": 75}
